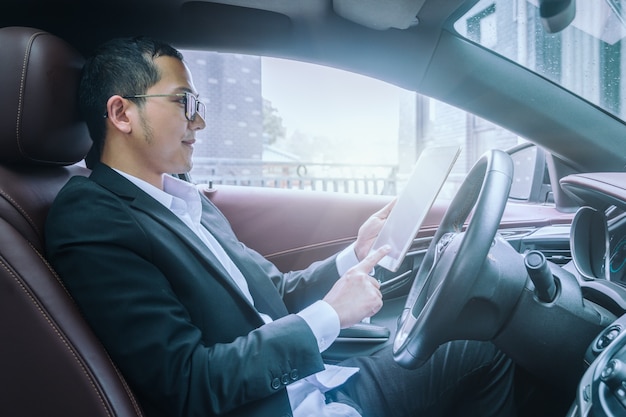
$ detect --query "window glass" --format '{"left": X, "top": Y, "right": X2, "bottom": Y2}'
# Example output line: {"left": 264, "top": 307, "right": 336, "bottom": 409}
{"left": 182, "top": 51, "right": 527, "bottom": 198}
{"left": 454, "top": 0, "right": 626, "bottom": 123}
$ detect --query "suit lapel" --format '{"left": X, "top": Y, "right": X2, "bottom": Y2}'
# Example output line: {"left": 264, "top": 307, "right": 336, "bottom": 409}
{"left": 89, "top": 164, "right": 261, "bottom": 314}
{"left": 199, "top": 195, "right": 289, "bottom": 319}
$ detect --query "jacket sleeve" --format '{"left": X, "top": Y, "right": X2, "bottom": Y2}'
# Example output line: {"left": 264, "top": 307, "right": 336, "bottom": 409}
{"left": 45, "top": 178, "right": 327, "bottom": 417}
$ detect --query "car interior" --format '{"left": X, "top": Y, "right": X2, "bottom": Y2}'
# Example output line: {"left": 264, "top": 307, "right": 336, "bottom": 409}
{"left": 0, "top": 27, "right": 143, "bottom": 416}
{"left": 4, "top": 1, "right": 626, "bottom": 416}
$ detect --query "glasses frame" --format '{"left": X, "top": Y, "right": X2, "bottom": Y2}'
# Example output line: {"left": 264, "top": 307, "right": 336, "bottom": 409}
{"left": 122, "top": 92, "right": 205, "bottom": 122}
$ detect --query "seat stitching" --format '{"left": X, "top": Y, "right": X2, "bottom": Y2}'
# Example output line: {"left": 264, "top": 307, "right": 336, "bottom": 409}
{"left": 0, "top": 255, "right": 114, "bottom": 417}
{"left": 30, "top": 244, "right": 145, "bottom": 416}
{"left": 0, "top": 188, "right": 41, "bottom": 240}
{"left": 6, "top": 29, "right": 142, "bottom": 414}
{"left": 15, "top": 33, "right": 38, "bottom": 156}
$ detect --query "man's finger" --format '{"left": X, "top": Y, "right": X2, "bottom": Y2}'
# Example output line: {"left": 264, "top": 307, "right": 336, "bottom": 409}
{"left": 375, "top": 199, "right": 396, "bottom": 218}
{"left": 358, "top": 244, "right": 390, "bottom": 272}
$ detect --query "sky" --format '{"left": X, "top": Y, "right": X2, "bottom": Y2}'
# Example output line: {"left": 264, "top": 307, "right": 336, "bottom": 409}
{"left": 260, "top": 57, "right": 403, "bottom": 148}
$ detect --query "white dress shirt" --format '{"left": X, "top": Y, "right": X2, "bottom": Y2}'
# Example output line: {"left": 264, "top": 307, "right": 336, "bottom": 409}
{"left": 115, "top": 170, "right": 362, "bottom": 416}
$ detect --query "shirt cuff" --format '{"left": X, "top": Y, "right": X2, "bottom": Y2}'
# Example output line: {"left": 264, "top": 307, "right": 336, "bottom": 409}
{"left": 335, "top": 242, "right": 359, "bottom": 276}
{"left": 297, "top": 300, "right": 340, "bottom": 352}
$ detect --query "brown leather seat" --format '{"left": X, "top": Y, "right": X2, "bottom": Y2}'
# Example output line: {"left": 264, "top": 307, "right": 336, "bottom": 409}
{"left": 0, "top": 26, "right": 144, "bottom": 417}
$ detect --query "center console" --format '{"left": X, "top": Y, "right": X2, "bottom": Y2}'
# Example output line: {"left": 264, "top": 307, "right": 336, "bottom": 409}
{"left": 569, "top": 314, "right": 626, "bottom": 416}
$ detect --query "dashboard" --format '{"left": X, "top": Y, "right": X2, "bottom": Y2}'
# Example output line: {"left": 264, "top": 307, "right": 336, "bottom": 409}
{"left": 571, "top": 205, "right": 626, "bottom": 284}
{"left": 561, "top": 172, "right": 626, "bottom": 416}
{"left": 608, "top": 211, "right": 626, "bottom": 283}
{"left": 565, "top": 172, "right": 626, "bottom": 288}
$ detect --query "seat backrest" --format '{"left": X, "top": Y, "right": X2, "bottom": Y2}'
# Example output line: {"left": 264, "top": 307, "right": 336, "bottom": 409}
{"left": 0, "top": 26, "right": 144, "bottom": 417}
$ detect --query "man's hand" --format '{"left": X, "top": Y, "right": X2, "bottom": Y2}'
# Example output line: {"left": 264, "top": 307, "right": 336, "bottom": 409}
{"left": 323, "top": 245, "right": 391, "bottom": 328}
{"left": 353, "top": 199, "right": 396, "bottom": 261}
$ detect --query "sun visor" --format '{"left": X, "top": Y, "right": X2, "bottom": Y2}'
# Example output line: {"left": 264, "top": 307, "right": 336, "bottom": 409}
{"left": 333, "top": 0, "right": 425, "bottom": 30}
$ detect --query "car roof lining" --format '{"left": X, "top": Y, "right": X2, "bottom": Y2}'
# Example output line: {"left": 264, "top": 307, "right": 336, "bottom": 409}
{"left": 204, "top": 0, "right": 428, "bottom": 30}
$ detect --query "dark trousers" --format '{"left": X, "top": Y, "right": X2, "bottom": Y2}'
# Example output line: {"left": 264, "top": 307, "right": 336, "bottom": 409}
{"left": 331, "top": 340, "right": 516, "bottom": 417}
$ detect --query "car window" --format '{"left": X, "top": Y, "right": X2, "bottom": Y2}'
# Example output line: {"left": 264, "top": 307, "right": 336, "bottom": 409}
{"left": 182, "top": 50, "right": 529, "bottom": 199}
{"left": 455, "top": 0, "right": 626, "bottom": 125}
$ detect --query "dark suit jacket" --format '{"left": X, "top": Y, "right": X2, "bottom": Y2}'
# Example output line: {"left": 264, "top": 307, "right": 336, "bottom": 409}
{"left": 45, "top": 163, "right": 342, "bottom": 417}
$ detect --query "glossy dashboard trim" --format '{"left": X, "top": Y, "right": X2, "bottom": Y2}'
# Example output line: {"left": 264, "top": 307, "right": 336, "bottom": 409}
{"left": 561, "top": 172, "right": 626, "bottom": 211}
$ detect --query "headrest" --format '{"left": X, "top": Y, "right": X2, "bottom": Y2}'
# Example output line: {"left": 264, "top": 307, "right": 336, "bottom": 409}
{"left": 0, "top": 27, "right": 91, "bottom": 166}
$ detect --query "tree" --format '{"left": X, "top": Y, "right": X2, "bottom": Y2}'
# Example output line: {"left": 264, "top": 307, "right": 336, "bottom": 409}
{"left": 263, "top": 98, "right": 286, "bottom": 145}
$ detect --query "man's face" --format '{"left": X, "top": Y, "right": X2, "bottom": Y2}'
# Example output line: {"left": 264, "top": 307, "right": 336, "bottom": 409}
{"left": 126, "top": 55, "right": 206, "bottom": 182}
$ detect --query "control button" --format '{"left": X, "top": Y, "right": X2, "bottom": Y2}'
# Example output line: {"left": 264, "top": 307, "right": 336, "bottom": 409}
{"left": 601, "top": 359, "right": 626, "bottom": 391}
{"left": 595, "top": 326, "right": 621, "bottom": 352}
{"left": 583, "top": 384, "right": 591, "bottom": 402}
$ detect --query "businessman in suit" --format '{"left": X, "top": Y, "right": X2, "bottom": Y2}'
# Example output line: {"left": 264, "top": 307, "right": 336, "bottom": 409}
{"left": 45, "top": 36, "right": 516, "bottom": 417}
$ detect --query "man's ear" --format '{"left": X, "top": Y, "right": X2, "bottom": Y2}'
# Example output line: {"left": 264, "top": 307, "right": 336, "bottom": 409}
{"left": 105, "top": 95, "right": 133, "bottom": 134}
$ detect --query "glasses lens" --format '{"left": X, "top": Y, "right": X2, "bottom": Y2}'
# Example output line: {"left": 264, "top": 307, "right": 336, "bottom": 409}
{"left": 196, "top": 101, "right": 205, "bottom": 121}
{"left": 184, "top": 92, "right": 205, "bottom": 121}
{"left": 185, "top": 92, "right": 195, "bottom": 121}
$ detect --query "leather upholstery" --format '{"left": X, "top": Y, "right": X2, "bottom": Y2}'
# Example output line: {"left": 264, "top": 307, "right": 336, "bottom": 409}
{"left": 0, "top": 27, "right": 91, "bottom": 166}
{"left": 0, "top": 26, "right": 144, "bottom": 417}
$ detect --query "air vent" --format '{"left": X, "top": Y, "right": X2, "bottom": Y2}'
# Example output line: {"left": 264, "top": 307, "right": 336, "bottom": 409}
{"left": 519, "top": 239, "right": 572, "bottom": 265}
{"left": 535, "top": 248, "right": 572, "bottom": 265}
{"left": 510, "top": 225, "right": 572, "bottom": 266}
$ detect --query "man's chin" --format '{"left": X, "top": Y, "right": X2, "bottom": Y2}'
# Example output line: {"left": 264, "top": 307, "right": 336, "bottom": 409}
{"left": 171, "top": 160, "right": 193, "bottom": 176}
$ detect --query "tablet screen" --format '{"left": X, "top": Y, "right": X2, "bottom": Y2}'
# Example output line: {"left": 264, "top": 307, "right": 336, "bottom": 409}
{"left": 370, "top": 145, "right": 461, "bottom": 272}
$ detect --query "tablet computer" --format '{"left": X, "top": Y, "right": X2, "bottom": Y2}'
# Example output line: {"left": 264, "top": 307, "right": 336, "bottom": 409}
{"left": 370, "top": 145, "right": 461, "bottom": 272}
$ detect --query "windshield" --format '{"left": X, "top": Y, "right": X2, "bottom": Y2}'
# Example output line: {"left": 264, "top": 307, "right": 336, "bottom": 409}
{"left": 455, "top": 0, "right": 626, "bottom": 122}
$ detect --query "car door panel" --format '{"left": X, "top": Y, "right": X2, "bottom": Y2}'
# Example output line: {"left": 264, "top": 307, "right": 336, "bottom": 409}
{"left": 205, "top": 185, "right": 573, "bottom": 270}
{"left": 205, "top": 184, "right": 394, "bottom": 271}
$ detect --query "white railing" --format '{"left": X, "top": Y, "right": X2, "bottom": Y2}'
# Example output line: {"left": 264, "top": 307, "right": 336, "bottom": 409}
{"left": 190, "top": 159, "right": 399, "bottom": 195}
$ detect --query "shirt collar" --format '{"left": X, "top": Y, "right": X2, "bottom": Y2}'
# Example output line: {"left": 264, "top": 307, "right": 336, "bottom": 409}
{"left": 113, "top": 169, "right": 203, "bottom": 223}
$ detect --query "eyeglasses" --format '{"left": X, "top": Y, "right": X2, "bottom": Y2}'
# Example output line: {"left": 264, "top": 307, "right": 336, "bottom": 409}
{"left": 122, "top": 92, "right": 206, "bottom": 122}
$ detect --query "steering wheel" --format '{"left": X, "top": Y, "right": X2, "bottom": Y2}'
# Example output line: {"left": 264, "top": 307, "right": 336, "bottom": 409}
{"left": 393, "top": 149, "right": 516, "bottom": 369}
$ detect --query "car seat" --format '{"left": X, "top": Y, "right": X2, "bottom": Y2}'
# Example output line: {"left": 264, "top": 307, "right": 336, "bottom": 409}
{"left": 0, "top": 26, "right": 144, "bottom": 417}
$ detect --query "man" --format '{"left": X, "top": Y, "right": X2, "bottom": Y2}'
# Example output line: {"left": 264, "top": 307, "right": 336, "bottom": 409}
{"left": 45, "top": 36, "right": 516, "bottom": 417}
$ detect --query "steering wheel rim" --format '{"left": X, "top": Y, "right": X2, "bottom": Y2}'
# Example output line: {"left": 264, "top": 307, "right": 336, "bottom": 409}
{"left": 393, "top": 149, "right": 514, "bottom": 369}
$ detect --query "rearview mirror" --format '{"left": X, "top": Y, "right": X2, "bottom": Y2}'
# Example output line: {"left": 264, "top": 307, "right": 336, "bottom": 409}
{"left": 539, "top": 0, "right": 576, "bottom": 33}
